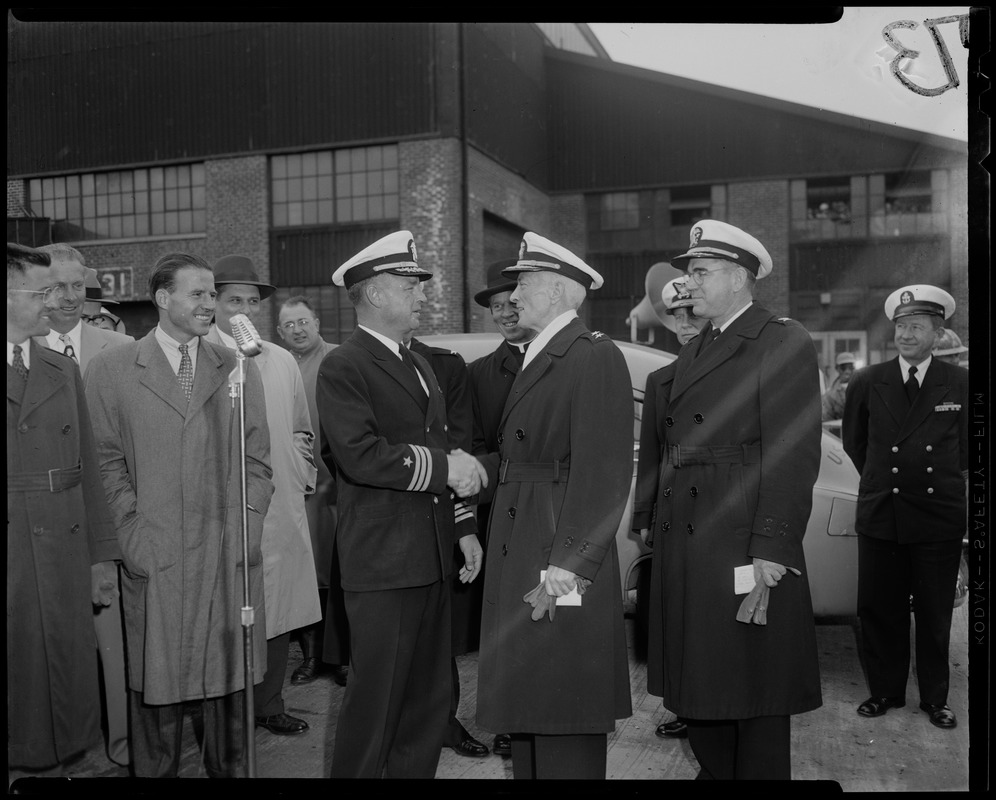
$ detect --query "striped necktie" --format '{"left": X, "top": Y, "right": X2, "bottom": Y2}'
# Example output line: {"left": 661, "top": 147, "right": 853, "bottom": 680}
{"left": 178, "top": 344, "right": 194, "bottom": 401}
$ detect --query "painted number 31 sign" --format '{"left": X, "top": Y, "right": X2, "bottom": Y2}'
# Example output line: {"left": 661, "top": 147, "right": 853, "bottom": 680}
{"left": 99, "top": 267, "right": 134, "bottom": 301}
{"left": 882, "top": 13, "right": 970, "bottom": 97}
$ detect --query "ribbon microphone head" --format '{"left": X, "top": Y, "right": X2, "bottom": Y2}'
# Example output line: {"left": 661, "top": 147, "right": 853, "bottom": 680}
{"left": 229, "top": 313, "right": 263, "bottom": 357}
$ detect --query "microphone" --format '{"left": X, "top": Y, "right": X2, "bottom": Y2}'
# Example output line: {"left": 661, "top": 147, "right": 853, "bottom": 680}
{"left": 230, "top": 313, "right": 263, "bottom": 357}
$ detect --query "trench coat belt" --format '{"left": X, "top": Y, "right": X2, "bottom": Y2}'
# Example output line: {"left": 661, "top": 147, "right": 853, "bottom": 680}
{"left": 7, "top": 462, "right": 83, "bottom": 493}
{"left": 498, "top": 459, "right": 570, "bottom": 484}
{"left": 667, "top": 444, "right": 761, "bottom": 468}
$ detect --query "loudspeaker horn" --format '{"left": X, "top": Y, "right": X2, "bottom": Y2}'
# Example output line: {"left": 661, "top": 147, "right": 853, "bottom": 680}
{"left": 626, "top": 261, "right": 684, "bottom": 342}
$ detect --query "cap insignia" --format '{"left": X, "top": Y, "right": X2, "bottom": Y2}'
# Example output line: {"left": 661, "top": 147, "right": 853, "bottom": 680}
{"left": 690, "top": 226, "right": 703, "bottom": 247}
{"left": 518, "top": 239, "right": 527, "bottom": 260}
{"left": 408, "top": 239, "right": 418, "bottom": 264}
{"left": 900, "top": 290, "right": 913, "bottom": 305}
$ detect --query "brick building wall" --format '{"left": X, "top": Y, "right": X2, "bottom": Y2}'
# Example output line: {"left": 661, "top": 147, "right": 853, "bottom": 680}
{"left": 7, "top": 179, "right": 28, "bottom": 215}
{"left": 400, "top": 138, "right": 465, "bottom": 335}
{"left": 466, "top": 147, "right": 551, "bottom": 332}
{"left": 726, "top": 179, "right": 792, "bottom": 318}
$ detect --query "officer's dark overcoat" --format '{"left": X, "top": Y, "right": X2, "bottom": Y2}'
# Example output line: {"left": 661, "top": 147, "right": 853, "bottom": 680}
{"left": 647, "top": 303, "right": 824, "bottom": 719}
{"left": 476, "top": 318, "right": 633, "bottom": 734}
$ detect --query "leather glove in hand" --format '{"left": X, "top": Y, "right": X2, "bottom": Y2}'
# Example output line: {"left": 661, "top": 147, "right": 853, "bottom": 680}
{"left": 736, "top": 581, "right": 770, "bottom": 625}
{"left": 523, "top": 582, "right": 556, "bottom": 622}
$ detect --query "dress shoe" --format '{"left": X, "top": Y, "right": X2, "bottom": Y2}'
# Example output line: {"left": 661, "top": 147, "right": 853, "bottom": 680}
{"left": 447, "top": 735, "right": 490, "bottom": 758}
{"left": 255, "top": 712, "right": 309, "bottom": 735}
{"left": 331, "top": 665, "right": 348, "bottom": 687}
{"left": 655, "top": 719, "right": 687, "bottom": 738}
{"left": 857, "top": 696, "right": 906, "bottom": 717}
{"left": 291, "top": 656, "right": 322, "bottom": 685}
{"left": 919, "top": 701, "right": 957, "bottom": 729}
{"left": 492, "top": 733, "right": 511, "bottom": 756}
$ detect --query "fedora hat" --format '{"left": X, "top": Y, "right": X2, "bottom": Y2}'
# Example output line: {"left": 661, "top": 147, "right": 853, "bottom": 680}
{"left": 474, "top": 258, "right": 519, "bottom": 307}
{"left": 212, "top": 255, "right": 277, "bottom": 299}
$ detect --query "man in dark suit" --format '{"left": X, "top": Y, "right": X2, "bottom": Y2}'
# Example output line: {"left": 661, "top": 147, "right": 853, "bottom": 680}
{"left": 475, "top": 233, "right": 633, "bottom": 780}
{"left": 466, "top": 258, "right": 537, "bottom": 757}
{"left": 7, "top": 242, "right": 121, "bottom": 785}
{"left": 632, "top": 276, "right": 706, "bottom": 741}
{"left": 647, "top": 220, "right": 823, "bottom": 780}
{"left": 842, "top": 284, "right": 968, "bottom": 731}
{"left": 34, "top": 245, "right": 134, "bottom": 768}
{"left": 407, "top": 334, "right": 489, "bottom": 759}
{"left": 318, "top": 230, "right": 485, "bottom": 778}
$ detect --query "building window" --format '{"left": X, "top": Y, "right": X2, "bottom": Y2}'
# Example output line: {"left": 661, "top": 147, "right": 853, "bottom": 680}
{"left": 27, "top": 164, "right": 206, "bottom": 241}
{"left": 790, "top": 177, "right": 854, "bottom": 240}
{"left": 869, "top": 169, "right": 947, "bottom": 237}
{"left": 669, "top": 185, "right": 712, "bottom": 227}
{"left": 599, "top": 192, "right": 639, "bottom": 231}
{"left": 271, "top": 144, "right": 399, "bottom": 228}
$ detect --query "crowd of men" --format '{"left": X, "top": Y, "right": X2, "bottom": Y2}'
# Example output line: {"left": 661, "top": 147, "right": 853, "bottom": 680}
{"left": 7, "top": 219, "right": 968, "bottom": 784}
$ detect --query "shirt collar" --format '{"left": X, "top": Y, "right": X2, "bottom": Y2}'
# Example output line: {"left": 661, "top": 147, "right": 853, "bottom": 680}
{"left": 521, "top": 310, "right": 577, "bottom": 370}
{"left": 46, "top": 319, "right": 83, "bottom": 353}
{"left": 155, "top": 324, "right": 199, "bottom": 357}
{"left": 714, "top": 300, "right": 753, "bottom": 333}
{"left": 359, "top": 324, "right": 405, "bottom": 358}
{"left": 898, "top": 354, "right": 931, "bottom": 384}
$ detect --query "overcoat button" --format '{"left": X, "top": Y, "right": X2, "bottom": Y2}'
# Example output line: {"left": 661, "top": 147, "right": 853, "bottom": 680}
{"left": 33, "top": 526, "right": 43, "bottom": 536}
{"left": 927, "top": 488, "right": 934, "bottom": 494}
{"left": 687, "top": 523, "right": 694, "bottom": 534}
{"left": 497, "top": 432, "right": 504, "bottom": 444}
{"left": 925, "top": 445, "right": 933, "bottom": 452}
{"left": 663, "top": 487, "right": 672, "bottom": 497}
{"left": 508, "top": 507, "right": 516, "bottom": 518}
{"left": 515, "top": 429, "right": 524, "bottom": 440}
{"left": 564, "top": 536, "right": 574, "bottom": 545}
{"left": 662, "top": 521, "right": 670, "bottom": 532}
{"left": 892, "top": 488, "right": 900, "bottom": 494}
{"left": 70, "top": 523, "right": 80, "bottom": 533}
{"left": 665, "top": 417, "right": 674, "bottom": 427}
{"left": 443, "top": 424, "right": 448, "bottom": 432}
{"left": 502, "top": 544, "right": 508, "bottom": 556}
{"left": 892, "top": 467, "right": 899, "bottom": 474}
{"left": 689, "top": 486, "right": 698, "bottom": 497}
{"left": 693, "top": 413, "right": 704, "bottom": 424}
{"left": 580, "top": 543, "right": 589, "bottom": 553}
{"left": 18, "top": 424, "right": 28, "bottom": 433}
{"left": 433, "top": 497, "right": 438, "bottom": 504}
{"left": 62, "top": 425, "right": 72, "bottom": 434}
{"left": 891, "top": 446, "right": 899, "bottom": 453}
{"left": 425, "top": 427, "right": 430, "bottom": 433}
{"left": 926, "top": 467, "right": 933, "bottom": 473}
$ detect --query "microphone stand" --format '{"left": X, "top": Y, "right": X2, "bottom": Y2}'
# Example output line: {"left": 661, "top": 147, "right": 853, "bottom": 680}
{"left": 229, "top": 350, "right": 256, "bottom": 779}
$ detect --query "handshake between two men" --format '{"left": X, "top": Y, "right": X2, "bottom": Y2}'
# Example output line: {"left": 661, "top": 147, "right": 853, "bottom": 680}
{"left": 446, "top": 448, "right": 488, "bottom": 498}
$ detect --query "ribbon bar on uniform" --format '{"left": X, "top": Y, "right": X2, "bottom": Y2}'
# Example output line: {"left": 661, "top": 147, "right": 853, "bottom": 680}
{"left": 667, "top": 445, "right": 760, "bottom": 468}
{"left": 498, "top": 459, "right": 571, "bottom": 484}
{"left": 7, "top": 462, "right": 84, "bottom": 493}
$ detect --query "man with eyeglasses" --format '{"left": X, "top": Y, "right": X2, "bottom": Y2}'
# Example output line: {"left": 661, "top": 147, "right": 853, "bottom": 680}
{"left": 7, "top": 242, "right": 121, "bottom": 787}
{"left": 645, "top": 221, "right": 823, "bottom": 780}
{"left": 31, "top": 245, "right": 134, "bottom": 769}
{"left": 276, "top": 297, "right": 350, "bottom": 688}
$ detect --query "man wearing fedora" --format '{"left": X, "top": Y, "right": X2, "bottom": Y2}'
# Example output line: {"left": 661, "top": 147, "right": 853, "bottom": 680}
{"left": 81, "top": 268, "right": 127, "bottom": 333}
{"left": 647, "top": 220, "right": 823, "bottom": 780}
{"left": 33, "top": 244, "right": 134, "bottom": 769}
{"left": 632, "top": 275, "right": 706, "bottom": 742}
{"left": 207, "top": 255, "right": 322, "bottom": 739}
{"left": 842, "top": 285, "right": 968, "bottom": 731}
{"left": 474, "top": 233, "right": 633, "bottom": 780}
{"left": 318, "top": 230, "right": 485, "bottom": 778}
{"left": 466, "top": 257, "right": 538, "bottom": 758}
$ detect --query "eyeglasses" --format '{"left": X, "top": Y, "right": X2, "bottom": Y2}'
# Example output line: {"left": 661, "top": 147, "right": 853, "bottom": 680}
{"left": 9, "top": 285, "right": 66, "bottom": 302}
{"left": 280, "top": 318, "right": 315, "bottom": 331}
{"left": 686, "top": 265, "right": 734, "bottom": 286}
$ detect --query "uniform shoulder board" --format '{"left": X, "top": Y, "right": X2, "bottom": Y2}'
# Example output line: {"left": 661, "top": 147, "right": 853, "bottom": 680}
{"left": 588, "top": 330, "right": 609, "bottom": 341}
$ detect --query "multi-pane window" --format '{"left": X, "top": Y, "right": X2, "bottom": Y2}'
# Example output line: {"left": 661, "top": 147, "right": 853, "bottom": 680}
{"left": 27, "top": 164, "right": 206, "bottom": 241}
{"left": 599, "top": 192, "right": 639, "bottom": 231}
{"left": 271, "top": 144, "right": 399, "bottom": 228}
{"left": 669, "top": 185, "right": 712, "bottom": 227}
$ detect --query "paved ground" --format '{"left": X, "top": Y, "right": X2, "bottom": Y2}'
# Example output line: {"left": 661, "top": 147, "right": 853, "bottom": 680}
{"left": 11, "top": 603, "right": 970, "bottom": 791}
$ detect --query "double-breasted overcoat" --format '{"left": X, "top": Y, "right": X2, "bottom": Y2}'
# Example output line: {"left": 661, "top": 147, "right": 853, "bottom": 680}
{"left": 7, "top": 343, "right": 121, "bottom": 768}
{"left": 476, "top": 318, "right": 633, "bottom": 734}
{"left": 647, "top": 303, "right": 823, "bottom": 719}
{"left": 84, "top": 333, "right": 273, "bottom": 704}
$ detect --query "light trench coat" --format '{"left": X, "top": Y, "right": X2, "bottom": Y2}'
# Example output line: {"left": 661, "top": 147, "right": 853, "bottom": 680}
{"left": 207, "top": 327, "right": 322, "bottom": 638}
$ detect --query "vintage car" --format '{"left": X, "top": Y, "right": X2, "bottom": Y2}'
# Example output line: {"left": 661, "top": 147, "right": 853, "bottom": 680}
{"left": 418, "top": 332, "right": 964, "bottom": 623}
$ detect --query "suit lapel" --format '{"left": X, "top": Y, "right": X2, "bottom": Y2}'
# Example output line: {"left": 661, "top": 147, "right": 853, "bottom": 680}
{"left": 355, "top": 329, "right": 428, "bottom": 412}
{"left": 670, "top": 307, "right": 770, "bottom": 404}
{"left": 136, "top": 333, "right": 190, "bottom": 418}
{"left": 895, "top": 361, "right": 950, "bottom": 442}
{"left": 79, "top": 323, "right": 100, "bottom": 375}
{"left": 17, "top": 342, "right": 71, "bottom": 424}
{"left": 872, "top": 360, "right": 910, "bottom": 427}
{"left": 187, "top": 338, "right": 226, "bottom": 420}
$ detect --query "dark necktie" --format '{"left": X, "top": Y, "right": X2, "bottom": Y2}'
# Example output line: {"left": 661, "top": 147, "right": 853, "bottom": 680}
{"left": 11, "top": 344, "right": 29, "bottom": 381}
{"left": 59, "top": 333, "right": 78, "bottom": 363}
{"left": 697, "top": 326, "right": 720, "bottom": 356}
{"left": 400, "top": 346, "right": 426, "bottom": 393}
{"left": 905, "top": 365, "right": 920, "bottom": 405}
{"left": 178, "top": 344, "right": 194, "bottom": 401}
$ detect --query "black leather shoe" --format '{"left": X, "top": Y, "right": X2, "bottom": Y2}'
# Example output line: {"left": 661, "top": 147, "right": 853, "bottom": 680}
{"left": 857, "top": 696, "right": 906, "bottom": 717}
{"left": 448, "top": 735, "right": 490, "bottom": 758}
{"left": 655, "top": 720, "right": 687, "bottom": 738}
{"left": 492, "top": 733, "right": 511, "bottom": 756}
{"left": 919, "top": 702, "right": 957, "bottom": 729}
{"left": 255, "top": 712, "right": 309, "bottom": 735}
{"left": 331, "top": 665, "right": 348, "bottom": 687}
{"left": 291, "top": 657, "right": 322, "bottom": 685}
